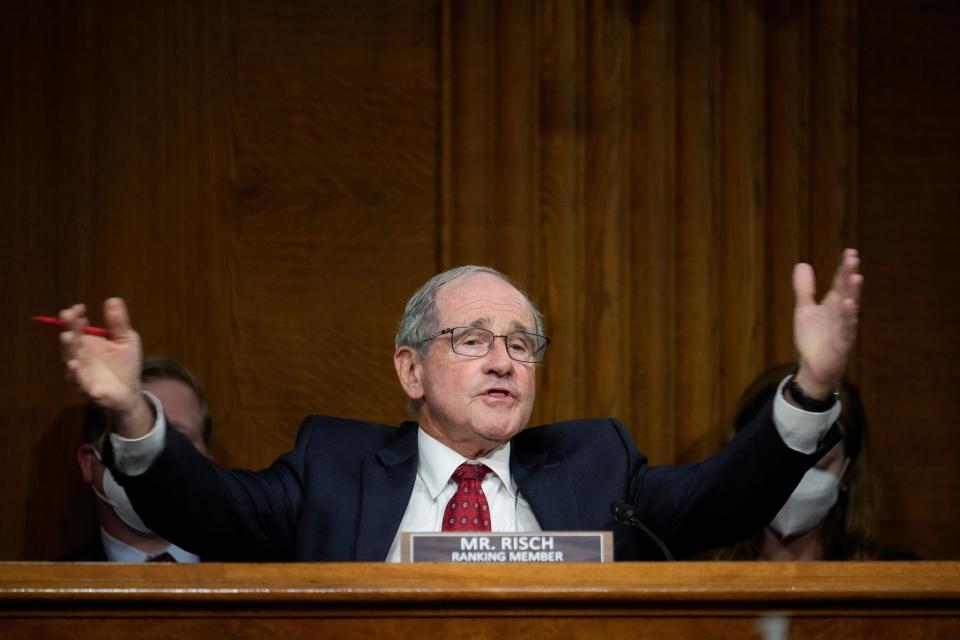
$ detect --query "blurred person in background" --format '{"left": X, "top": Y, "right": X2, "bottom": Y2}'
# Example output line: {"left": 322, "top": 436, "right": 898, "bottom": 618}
{"left": 60, "top": 356, "right": 213, "bottom": 562}
{"left": 713, "top": 364, "right": 916, "bottom": 561}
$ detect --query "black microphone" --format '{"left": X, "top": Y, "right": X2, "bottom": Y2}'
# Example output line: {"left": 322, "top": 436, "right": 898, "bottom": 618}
{"left": 610, "top": 502, "right": 675, "bottom": 561}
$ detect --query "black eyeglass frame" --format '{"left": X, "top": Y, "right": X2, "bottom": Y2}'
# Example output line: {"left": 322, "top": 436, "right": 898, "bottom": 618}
{"left": 419, "top": 326, "right": 551, "bottom": 364}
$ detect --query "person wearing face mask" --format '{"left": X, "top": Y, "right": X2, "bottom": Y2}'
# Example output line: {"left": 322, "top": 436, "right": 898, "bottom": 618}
{"left": 59, "top": 356, "right": 213, "bottom": 562}
{"left": 712, "top": 364, "right": 917, "bottom": 561}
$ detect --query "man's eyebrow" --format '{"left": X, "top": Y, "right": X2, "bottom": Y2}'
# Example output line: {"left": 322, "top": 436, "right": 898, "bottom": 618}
{"left": 509, "top": 319, "right": 533, "bottom": 333}
{"left": 463, "top": 318, "right": 534, "bottom": 333}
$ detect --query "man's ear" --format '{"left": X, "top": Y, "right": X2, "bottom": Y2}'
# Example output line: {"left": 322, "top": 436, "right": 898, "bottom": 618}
{"left": 77, "top": 444, "right": 99, "bottom": 484}
{"left": 394, "top": 346, "right": 425, "bottom": 401}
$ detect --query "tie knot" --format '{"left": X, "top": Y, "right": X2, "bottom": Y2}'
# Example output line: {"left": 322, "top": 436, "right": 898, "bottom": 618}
{"left": 452, "top": 462, "right": 490, "bottom": 483}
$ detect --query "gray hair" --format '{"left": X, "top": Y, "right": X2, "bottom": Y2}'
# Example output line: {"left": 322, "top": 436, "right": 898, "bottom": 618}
{"left": 395, "top": 265, "right": 545, "bottom": 355}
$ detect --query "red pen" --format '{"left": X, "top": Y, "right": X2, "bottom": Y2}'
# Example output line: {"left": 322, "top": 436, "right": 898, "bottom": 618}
{"left": 33, "top": 316, "right": 114, "bottom": 339}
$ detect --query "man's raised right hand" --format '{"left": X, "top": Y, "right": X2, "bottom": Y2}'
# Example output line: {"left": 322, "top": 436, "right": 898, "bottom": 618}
{"left": 59, "top": 297, "right": 153, "bottom": 438}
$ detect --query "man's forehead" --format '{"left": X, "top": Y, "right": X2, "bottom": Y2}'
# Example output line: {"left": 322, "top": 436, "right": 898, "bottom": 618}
{"left": 436, "top": 274, "right": 535, "bottom": 329}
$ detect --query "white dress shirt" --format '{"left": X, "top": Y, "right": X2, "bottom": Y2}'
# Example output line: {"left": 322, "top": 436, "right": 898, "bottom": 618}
{"left": 100, "top": 527, "right": 200, "bottom": 563}
{"left": 383, "top": 428, "right": 541, "bottom": 562}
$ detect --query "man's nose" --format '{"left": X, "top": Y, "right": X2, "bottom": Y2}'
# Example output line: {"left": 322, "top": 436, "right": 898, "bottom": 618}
{"left": 483, "top": 337, "right": 514, "bottom": 375}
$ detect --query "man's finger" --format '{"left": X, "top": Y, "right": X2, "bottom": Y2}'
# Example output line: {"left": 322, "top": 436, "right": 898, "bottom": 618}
{"left": 831, "top": 249, "right": 861, "bottom": 298}
{"left": 846, "top": 272, "right": 864, "bottom": 306}
{"left": 59, "top": 303, "right": 85, "bottom": 327}
{"left": 103, "top": 297, "right": 131, "bottom": 336}
{"left": 59, "top": 328, "right": 76, "bottom": 364}
{"left": 793, "top": 262, "right": 816, "bottom": 307}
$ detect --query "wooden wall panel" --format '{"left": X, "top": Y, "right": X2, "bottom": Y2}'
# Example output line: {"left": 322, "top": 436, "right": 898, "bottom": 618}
{"left": 528, "top": 0, "right": 585, "bottom": 424}
{"left": 673, "top": 0, "right": 722, "bottom": 462}
{"left": 1, "top": 0, "right": 957, "bottom": 561}
{"left": 716, "top": 0, "right": 765, "bottom": 431}
{"left": 858, "top": 0, "right": 960, "bottom": 560}
{"left": 581, "top": 0, "right": 630, "bottom": 425}
{"left": 1, "top": 0, "right": 239, "bottom": 561}
{"left": 0, "top": 0, "right": 438, "bottom": 559}
{"left": 441, "top": 0, "right": 858, "bottom": 466}
{"left": 628, "top": 0, "right": 677, "bottom": 463}
{"left": 222, "top": 0, "right": 438, "bottom": 466}
{"left": 763, "top": 1, "right": 809, "bottom": 366}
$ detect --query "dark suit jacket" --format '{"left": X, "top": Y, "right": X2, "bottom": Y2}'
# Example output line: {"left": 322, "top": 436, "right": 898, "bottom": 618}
{"left": 109, "top": 399, "right": 828, "bottom": 561}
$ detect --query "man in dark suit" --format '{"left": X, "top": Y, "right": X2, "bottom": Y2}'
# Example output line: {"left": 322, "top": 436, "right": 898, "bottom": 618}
{"left": 60, "top": 356, "right": 213, "bottom": 562}
{"left": 57, "top": 251, "right": 862, "bottom": 561}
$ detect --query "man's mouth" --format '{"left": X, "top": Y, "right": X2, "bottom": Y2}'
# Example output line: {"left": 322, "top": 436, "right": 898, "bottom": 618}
{"left": 482, "top": 388, "right": 515, "bottom": 399}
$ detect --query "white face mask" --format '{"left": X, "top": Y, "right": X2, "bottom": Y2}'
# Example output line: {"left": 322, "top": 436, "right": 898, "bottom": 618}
{"left": 91, "top": 451, "right": 155, "bottom": 535}
{"left": 769, "top": 461, "right": 848, "bottom": 538}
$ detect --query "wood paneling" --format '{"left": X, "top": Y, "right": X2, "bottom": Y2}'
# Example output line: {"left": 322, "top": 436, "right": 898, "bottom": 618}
{"left": 0, "top": 0, "right": 957, "bottom": 562}
{"left": 3, "top": 563, "right": 960, "bottom": 638}
{"left": 858, "top": 0, "right": 960, "bottom": 560}
{"left": 6, "top": 560, "right": 960, "bottom": 601}
{"left": 0, "top": 0, "right": 439, "bottom": 558}
{"left": 441, "top": 0, "right": 857, "bottom": 464}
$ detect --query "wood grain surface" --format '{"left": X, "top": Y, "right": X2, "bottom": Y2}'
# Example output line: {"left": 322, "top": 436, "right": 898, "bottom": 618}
{"left": 2, "top": 563, "right": 959, "bottom": 638}
{"left": 2, "top": 561, "right": 959, "bottom": 602}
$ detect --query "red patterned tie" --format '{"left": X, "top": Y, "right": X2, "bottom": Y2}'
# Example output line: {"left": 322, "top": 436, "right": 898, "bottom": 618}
{"left": 443, "top": 463, "right": 492, "bottom": 531}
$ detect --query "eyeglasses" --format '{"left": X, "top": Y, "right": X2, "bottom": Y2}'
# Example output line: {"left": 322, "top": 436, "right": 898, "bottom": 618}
{"left": 420, "top": 326, "right": 551, "bottom": 364}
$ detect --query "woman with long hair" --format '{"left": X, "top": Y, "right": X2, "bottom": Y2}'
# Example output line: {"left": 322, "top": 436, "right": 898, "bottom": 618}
{"left": 714, "top": 364, "right": 913, "bottom": 561}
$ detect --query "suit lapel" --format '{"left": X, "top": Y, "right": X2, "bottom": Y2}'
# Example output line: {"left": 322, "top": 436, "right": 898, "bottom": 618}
{"left": 511, "top": 444, "right": 582, "bottom": 531}
{"left": 355, "top": 423, "right": 419, "bottom": 561}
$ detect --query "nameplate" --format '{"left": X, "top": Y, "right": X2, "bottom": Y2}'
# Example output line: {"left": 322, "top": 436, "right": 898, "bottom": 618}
{"left": 400, "top": 531, "right": 613, "bottom": 563}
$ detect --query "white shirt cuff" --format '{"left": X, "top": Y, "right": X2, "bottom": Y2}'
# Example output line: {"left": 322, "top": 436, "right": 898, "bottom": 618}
{"left": 772, "top": 375, "right": 842, "bottom": 454}
{"left": 108, "top": 390, "right": 167, "bottom": 476}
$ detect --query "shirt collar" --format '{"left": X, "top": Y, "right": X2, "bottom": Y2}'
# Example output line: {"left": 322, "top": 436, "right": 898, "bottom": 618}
{"left": 100, "top": 528, "right": 200, "bottom": 563}
{"left": 417, "top": 427, "right": 516, "bottom": 500}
